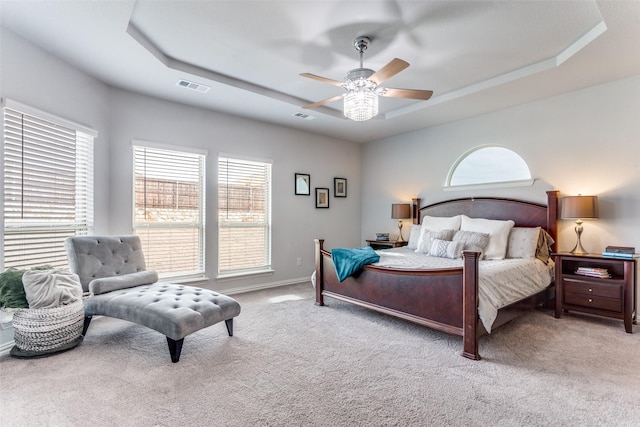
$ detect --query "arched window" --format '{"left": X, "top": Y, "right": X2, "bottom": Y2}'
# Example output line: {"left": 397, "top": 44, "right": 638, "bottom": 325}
{"left": 445, "top": 146, "right": 533, "bottom": 190}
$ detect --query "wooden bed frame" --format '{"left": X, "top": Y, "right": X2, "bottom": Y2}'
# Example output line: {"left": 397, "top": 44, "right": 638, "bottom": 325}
{"left": 314, "top": 190, "right": 559, "bottom": 360}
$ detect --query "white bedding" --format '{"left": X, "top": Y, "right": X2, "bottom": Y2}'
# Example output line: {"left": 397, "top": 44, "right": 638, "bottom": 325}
{"left": 373, "top": 248, "right": 554, "bottom": 333}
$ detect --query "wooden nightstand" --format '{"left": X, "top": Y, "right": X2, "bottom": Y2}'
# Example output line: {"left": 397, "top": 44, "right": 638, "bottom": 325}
{"left": 552, "top": 252, "right": 637, "bottom": 333}
{"left": 365, "top": 240, "right": 408, "bottom": 250}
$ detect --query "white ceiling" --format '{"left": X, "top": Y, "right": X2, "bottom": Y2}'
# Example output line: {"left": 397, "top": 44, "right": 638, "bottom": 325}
{"left": 2, "top": 1, "right": 639, "bottom": 143}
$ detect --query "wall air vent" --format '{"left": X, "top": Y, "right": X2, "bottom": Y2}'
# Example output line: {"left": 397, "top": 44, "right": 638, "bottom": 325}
{"left": 177, "top": 79, "right": 210, "bottom": 93}
{"left": 292, "top": 112, "right": 315, "bottom": 120}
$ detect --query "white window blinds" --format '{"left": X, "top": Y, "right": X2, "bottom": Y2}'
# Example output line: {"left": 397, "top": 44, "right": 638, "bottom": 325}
{"left": 218, "top": 156, "right": 272, "bottom": 275}
{"left": 133, "top": 143, "right": 206, "bottom": 280}
{"left": 3, "top": 104, "right": 95, "bottom": 270}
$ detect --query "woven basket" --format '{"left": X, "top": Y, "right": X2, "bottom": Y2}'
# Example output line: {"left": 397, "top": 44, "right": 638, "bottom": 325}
{"left": 12, "top": 300, "right": 84, "bottom": 353}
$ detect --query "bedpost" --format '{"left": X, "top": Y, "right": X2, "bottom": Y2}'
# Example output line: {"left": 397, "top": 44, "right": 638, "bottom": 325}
{"left": 314, "top": 239, "right": 325, "bottom": 306}
{"left": 546, "top": 190, "right": 559, "bottom": 252}
{"left": 412, "top": 198, "right": 421, "bottom": 224}
{"left": 461, "top": 250, "right": 480, "bottom": 360}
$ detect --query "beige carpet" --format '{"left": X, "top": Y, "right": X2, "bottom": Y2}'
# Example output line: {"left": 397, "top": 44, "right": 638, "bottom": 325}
{"left": 0, "top": 282, "right": 639, "bottom": 427}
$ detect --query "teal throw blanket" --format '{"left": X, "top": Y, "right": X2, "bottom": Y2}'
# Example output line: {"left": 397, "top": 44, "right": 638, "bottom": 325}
{"left": 331, "top": 246, "right": 380, "bottom": 282}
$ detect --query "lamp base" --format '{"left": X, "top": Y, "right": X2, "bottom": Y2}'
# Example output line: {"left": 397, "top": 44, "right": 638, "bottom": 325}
{"left": 396, "top": 221, "right": 405, "bottom": 243}
{"left": 569, "top": 243, "right": 588, "bottom": 255}
{"left": 570, "top": 220, "right": 588, "bottom": 254}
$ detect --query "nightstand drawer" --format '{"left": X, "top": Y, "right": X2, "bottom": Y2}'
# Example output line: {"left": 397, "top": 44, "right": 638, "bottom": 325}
{"left": 565, "top": 291, "right": 622, "bottom": 312}
{"left": 564, "top": 279, "right": 622, "bottom": 299}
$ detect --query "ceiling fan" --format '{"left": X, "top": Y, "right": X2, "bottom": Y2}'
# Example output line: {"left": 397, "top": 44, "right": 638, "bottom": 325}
{"left": 300, "top": 36, "right": 433, "bottom": 121}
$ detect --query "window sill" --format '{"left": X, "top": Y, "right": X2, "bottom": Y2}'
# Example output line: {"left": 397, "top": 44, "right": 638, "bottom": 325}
{"left": 158, "top": 274, "right": 208, "bottom": 285}
{"left": 216, "top": 269, "right": 275, "bottom": 282}
{"left": 443, "top": 179, "right": 535, "bottom": 192}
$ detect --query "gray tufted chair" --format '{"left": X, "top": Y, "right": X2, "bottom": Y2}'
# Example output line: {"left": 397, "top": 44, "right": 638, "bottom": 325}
{"left": 65, "top": 235, "right": 241, "bottom": 362}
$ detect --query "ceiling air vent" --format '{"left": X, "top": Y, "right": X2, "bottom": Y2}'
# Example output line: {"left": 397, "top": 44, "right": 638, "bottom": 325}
{"left": 292, "top": 112, "right": 315, "bottom": 120}
{"left": 177, "top": 79, "right": 210, "bottom": 93}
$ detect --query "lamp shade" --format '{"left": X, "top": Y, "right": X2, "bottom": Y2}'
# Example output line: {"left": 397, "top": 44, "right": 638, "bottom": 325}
{"left": 391, "top": 203, "right": 411, "bottom": 219}
{"left": 562, "top": 195, "right": 599, "bottom": 219}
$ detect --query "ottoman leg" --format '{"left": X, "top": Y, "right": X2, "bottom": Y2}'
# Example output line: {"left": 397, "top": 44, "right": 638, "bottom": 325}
{"left": 167, "top": 337, "right": 184, "bottom": 363}
{"left": 82, "top": 316, "right": 93, "bottom": 336}
{"left": 225, "top": 318, "right": 234, "bottom": 336}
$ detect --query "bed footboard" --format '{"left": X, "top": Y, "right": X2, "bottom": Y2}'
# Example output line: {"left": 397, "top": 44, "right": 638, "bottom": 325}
{"left": 314, "top": 239, "right": 481, "bottom": 360}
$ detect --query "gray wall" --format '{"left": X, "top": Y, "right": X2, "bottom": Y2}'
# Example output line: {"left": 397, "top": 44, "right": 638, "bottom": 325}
{"left": 361, "top": 75, "right": 640, "bottom": 256}
{"left": 107, "top": 88, "right": 362, "bottom": 293}
{"left": 1, "top": 28, "right": 362, "bottom": 294}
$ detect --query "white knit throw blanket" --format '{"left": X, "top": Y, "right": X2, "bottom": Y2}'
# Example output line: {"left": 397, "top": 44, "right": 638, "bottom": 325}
{"left": 22, "top": 270, "right": 83, "bottom": 309}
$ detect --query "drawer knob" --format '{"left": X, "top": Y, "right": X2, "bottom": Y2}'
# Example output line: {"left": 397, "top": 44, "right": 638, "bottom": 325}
{"left": 588, "top": 288, "right": 593, "bottom": 292}
{"left": 588, "top": 298, "right": 593, "bottom": 303}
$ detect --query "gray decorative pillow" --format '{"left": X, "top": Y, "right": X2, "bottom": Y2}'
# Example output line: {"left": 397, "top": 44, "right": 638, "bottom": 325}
{"left": 430, "top": 239, "right": 464, "bottom": 259}
{"left": 88, "top": 270, "right": 158, "bottom": 295}
{"left": 415, "top": 229, "right": 455, "bottom": 254}
{"left": 453, "top": 230, "right": 491, "bottom": 258}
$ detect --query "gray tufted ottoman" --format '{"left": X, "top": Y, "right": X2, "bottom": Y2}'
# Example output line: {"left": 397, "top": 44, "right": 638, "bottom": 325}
{"left": 65, "top": 235, "right": 241, "bottom": 362}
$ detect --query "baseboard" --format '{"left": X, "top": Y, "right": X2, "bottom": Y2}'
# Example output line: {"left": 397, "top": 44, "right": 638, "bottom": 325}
{"left": 0, "top": 310, "right": 15, "bottom": 357}
{"left": 0, "top": 339, "right": 14, "bottom": 357}
{"left": 220, "top": 277, "right": 311, "bottom": 296}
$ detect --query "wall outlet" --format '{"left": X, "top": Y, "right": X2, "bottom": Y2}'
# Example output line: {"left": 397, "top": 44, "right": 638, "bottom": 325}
{"left": 296, "top": 257, "right": 302, "bottom": 266}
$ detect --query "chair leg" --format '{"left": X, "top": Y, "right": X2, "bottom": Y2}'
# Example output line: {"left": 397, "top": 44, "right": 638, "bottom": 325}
{"left": 167, "top": 337, "right": 184, "bottom": 363}
{"left": 225, "top": 318, "right": 234, "bottom": 336}
{"left": 82, "top": 316, "right": 93, "bottom": 336}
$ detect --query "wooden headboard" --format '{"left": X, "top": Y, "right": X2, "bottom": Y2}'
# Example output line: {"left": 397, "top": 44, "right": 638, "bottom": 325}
{"left": 413, "top": 190, "right": 558, "bottom": 250}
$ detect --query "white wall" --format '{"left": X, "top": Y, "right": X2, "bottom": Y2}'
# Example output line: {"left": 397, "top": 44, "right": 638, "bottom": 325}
{"left": 1, "top": 28, "right": 362, "bottom": 296}
{"left": 362, "top": 74, "right": 640, "bottom": 258}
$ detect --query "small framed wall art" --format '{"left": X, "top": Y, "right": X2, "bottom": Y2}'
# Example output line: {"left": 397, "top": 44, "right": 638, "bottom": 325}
{"left": 315, "top": 188, "right": 330, "bottom": 208}
{"left": 334, "top": 177, "right": 347, "bottom": 198}
{"left": 295, "top": 173, "right": 310, "bottom": 195}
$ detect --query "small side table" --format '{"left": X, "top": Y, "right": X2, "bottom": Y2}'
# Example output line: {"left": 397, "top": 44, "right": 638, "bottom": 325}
{"left": 366, "top": 240, "right": 408, "bottom": 250}
{"left": 552, "top": 252, "right": 637, "bottom": 333}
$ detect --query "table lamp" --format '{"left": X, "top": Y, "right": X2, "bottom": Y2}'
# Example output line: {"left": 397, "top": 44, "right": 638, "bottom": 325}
{"left": 561, "top": 195, "right": 599, "bottom": 254}
{"left": 391, "top": 203, "right": 411, "bottom": 243}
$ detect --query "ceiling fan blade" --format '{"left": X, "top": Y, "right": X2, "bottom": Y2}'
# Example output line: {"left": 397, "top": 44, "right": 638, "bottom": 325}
{"left": 300, "top": 73, "right": 344, "bottom": 87}
{"left": 368, "top": 58, "right": 409, "bottom": 85}
{"left": 302, "top": 95, "right": 343, "bottom": 109}
{"left": 381, "top": 87, "right": 433, "bottom": 100}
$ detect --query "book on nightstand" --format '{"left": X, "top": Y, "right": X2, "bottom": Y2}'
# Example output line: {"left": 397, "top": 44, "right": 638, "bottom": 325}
{"left": 602, "top": 246, "right": 637, "bottom": 258}
{"left": 604, "top": 246, "right": 635, "bottom": 254}
{"left": 602, "top": 252, "right": 640, "bottom": 259}
{"left": 575, "top": 267, "right": 611, "bottom": 278}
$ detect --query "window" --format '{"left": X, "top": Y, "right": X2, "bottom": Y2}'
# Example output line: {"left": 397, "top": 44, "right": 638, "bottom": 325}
{"left": 133, "top": 142, "right": 206, "bottom": 280}
{"left": 218, "top": 155, "right": 272, "bottom": 276}
{"left": 2, "top": 100, "right": 95, "bottom": 270}
{"left": 446, "top": 146, "right": 533, "bottom": 190}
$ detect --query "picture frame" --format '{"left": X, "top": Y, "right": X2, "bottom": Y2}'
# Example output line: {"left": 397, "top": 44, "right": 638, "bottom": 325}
{"left": 295, "top": 173, "right": 310, "bottom": 196}
{"left": 315, "top": 188, "right": 330, "bottom": 208}
{"left": 334, "top": 177, "right": 347, "bottom": 198}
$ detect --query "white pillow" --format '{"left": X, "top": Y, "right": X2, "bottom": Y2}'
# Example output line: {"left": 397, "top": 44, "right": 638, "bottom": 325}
{"left": 415, "top": 228, "right": 455, "bottom": 254}
{"left": 507, "top": 227, "right": 540, "bottom": 259}
{"left": 406, "top": 224, "right": 421, "bottom": 250}
{"left": 430, "top": 239, "right": 464, "bottom": 259}
{"left": 460, "top": 215, "right": 515, "bottom": 260}
{"left": 416, "top": 215, "right": 461, "bottom": 250}
{"left": 421, "top": 215, "right": 462, "bottom": 231}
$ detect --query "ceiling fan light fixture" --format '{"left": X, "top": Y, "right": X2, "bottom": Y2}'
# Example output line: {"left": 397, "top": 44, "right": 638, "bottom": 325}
{"left": 344, "top": 89, "right": 378, "bottom": 121}
{"left": 300, "top": 35, "right": 432, "bottom": 118}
